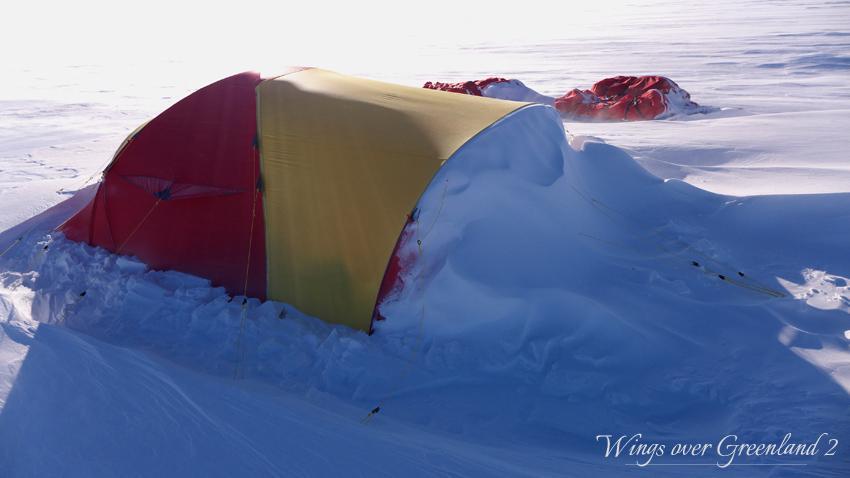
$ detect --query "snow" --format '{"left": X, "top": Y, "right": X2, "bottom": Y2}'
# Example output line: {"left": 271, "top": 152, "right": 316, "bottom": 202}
{"left": 480, "top": 80, "right": 556, "bottom": 106}
{"left": 3, "top": 0, "right": 850, "bottom": 476}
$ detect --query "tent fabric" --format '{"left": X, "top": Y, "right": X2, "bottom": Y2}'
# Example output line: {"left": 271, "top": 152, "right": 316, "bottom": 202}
{"left": 257, "top": 68, "right": 527, "bottom": 330}
{"left": 60, "top": 72, "right": 267, "bottom": 299}
{"left": 60, "top": 68, "right": 529, "bottom": 331}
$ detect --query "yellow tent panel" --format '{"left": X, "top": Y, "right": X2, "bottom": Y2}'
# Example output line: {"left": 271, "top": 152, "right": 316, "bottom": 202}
{"left": 257, "top": 69, "right": 527, "bottom": 330}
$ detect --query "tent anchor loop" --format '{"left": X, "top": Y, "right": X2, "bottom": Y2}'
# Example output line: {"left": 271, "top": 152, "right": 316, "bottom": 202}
{"left": 360, "top": 406, "right": 381, "bottom": 424}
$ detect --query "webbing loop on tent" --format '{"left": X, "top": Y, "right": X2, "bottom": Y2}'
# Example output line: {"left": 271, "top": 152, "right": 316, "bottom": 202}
{"left": 360, "top": 406, "right": 381, "bottom": 424}
{"left": 154, "top": 187, "right": 172, "bottom": 200}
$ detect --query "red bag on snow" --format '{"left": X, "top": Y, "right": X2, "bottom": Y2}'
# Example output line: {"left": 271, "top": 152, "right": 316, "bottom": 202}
{"left": 423, "top": 75, "right": 699, "bottom": 121}
{"left": 555, "top": 76, "right": 691, "bottom": 121}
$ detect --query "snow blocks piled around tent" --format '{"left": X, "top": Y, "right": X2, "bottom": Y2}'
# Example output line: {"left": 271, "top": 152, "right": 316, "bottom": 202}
{"left": 423, "top": 75, "right": 702, "bottom": 121}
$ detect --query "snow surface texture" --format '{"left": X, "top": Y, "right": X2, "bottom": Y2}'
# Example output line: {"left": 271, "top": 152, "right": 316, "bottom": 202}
{"left": 3, "top": 0, "right": 850, "bottom": 476}
{"left": 480, "top": 80, "right": 557, "bottom": 106}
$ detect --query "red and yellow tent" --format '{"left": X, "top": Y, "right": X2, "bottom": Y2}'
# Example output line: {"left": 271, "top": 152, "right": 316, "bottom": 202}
{"left": 60, "top": 68, "right": 530, "bottom": 331}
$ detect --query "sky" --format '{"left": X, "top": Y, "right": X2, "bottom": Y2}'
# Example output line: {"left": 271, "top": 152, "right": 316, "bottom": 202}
{"left": 3, "top": 0, "right": 847, "bottom": 101}
{"left": 6, "top": 1, "right": 573, "bottom": 65}
{"left": 3, "top": 0, "right": 725, "bottom": 72}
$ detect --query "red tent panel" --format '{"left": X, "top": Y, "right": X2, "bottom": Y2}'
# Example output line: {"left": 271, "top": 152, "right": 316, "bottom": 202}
{"left": 60, "top": 72, "right": 267, "bottom": 299}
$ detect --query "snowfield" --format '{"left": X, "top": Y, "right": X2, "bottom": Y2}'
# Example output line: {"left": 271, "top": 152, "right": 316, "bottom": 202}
{"left": 2, "top": 0, "right": 850, "bottom": 476}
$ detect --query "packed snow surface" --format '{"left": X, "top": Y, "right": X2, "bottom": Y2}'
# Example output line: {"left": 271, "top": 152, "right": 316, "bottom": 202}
{"left": 2, "top": 0, "right": 850, "bottom": 476}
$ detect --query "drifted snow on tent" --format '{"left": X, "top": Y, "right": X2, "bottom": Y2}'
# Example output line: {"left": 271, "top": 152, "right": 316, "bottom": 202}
{"left": 423, "top": 75, "right": 707, "bottom": 120}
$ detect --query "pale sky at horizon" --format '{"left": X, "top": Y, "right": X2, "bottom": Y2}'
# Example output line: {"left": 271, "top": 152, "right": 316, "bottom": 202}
{"left": 5, "top": 2, "right": 559, "bottom": 57}
{"left": 5, "top": 0, "right": 720, "bottom": 70}
{"left": 4, "top": 0, "right": 847, "bottom": 98}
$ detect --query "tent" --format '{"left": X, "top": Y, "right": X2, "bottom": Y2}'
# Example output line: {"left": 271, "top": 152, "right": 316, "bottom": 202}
{"left": 60, "top": 68, "right": 548, "bottom": 332}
